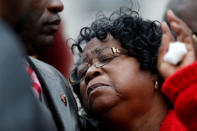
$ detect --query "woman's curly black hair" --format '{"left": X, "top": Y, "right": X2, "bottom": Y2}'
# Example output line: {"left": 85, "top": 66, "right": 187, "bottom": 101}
{"left": 71, "top": 7, "right": 162, "bottom": 102}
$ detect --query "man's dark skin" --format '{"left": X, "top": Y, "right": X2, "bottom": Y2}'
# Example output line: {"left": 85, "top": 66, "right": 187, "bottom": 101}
{"left": 0, "top": 0, "right": 57, "bottom": 130}
{"left": 0, "top": 0, "right": 80, "bottom": 130}
{"left": 13, "top": 0, "right": 80, "bottom": 130}
{"left": 18, "top": 0, "right": 64, "bottom": 55}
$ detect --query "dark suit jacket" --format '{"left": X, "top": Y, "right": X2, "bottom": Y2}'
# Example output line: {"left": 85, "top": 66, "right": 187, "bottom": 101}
{"left": 27, "top": 57, "right": 80, "bottom": 131}
{"left": 0, "top": 20, "right": 57, "bottom": 131}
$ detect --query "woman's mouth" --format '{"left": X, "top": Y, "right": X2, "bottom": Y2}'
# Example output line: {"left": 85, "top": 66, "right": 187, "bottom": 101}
{"left": 86, "top": 83, "right": 109, "bottom": 97}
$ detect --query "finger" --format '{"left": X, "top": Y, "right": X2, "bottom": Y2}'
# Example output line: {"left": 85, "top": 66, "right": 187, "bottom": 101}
{"left": 170, "top": 21, "right": 191, "bottom": 38}
{"left": 184, "top": 34, "right": 194, "bottom": 46}
{"left": 167, "top": 10, "right": 189, "bottom": 27}
{"left": 167, "top": 10, "right": 182, "bottom": 24}
{"left": 161, "top": 21, "right": 174, "bottom": 41}
{"left": 168, "top": 10, "right": 192, "bottom": 37}
{"left": 170, "top": 22, "right": 184, "bottom": 41}
{"left": 184, "top": 36, "right": 195, "bottom": 52}
{"left": 170, "top": 22, "right": 193, "bottom": 46}
{"left": 159, "top": 34, "right": 170, "bottom": 57}
{"left": 158, "top": 31, "right": 171, "bottom": 67}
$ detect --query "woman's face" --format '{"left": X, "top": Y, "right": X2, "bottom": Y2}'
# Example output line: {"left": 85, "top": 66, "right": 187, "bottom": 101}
{"left": 79, "top": 36, "right": 157, "bottom": 119}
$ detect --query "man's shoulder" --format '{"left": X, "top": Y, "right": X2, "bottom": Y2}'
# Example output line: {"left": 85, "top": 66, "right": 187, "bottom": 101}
{"left": 27, "top": 56, "right": 69, "bottom": 100}
{"left": 28, "top": 56, "right": 66, "bottom": 79}
{"left": 28, "top": 57, "right": 80, "bottom": 131}
{"left": 29, "top": 57, "right": 58, "bottom": 73}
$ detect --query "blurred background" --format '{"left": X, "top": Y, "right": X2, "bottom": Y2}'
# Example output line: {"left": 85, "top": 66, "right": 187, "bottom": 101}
{"left": 61, "top": 0, "right": 170, "bottom": 40}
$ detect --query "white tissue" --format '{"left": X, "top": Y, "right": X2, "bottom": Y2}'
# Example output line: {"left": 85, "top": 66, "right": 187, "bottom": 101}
{"left": 163, "top": 41, "right": 187, "bottom": 65}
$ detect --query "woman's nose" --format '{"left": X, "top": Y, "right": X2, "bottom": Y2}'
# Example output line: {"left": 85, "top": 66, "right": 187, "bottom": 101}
{"left": 85, "top": 66, "right": 102, "bottom": 84}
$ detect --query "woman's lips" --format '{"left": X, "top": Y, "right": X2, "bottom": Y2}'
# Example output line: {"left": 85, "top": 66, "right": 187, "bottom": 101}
{"left": 86, "top": 83, "right": 109, "bottom": 97}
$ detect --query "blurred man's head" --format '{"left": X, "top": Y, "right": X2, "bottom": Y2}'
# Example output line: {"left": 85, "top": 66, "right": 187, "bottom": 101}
{"left": 165, "top": 0, "right": 197, "bottom": 33}
{"left": 33, "top": 0, "right": 64, "bottom": 52}
{"left": 0, "top": 0, "right": 64, "bottom": 55}
{"left": 20, "top": 0, "right": 64, "bottom": 55}
{"left": 0, "top": 0, "right": 32, "bottom": 25}
{"left": 0, "top": 0, "right": 46, "bottom": 54}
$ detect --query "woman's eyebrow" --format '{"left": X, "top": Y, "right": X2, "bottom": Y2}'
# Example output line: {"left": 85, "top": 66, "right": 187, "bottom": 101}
{"left": 81, "top": 46, "right": 111, "bottom": 63}
{"left": 95, "top": 46, "right": 110, "bottom": 54}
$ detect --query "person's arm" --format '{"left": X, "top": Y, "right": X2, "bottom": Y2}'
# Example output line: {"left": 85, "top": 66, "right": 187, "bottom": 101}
{"left": 161, "top": 62, "right": 197, "bottom": 130}
{"left": 157, "top": 10, "right": 197, "bottom": 130}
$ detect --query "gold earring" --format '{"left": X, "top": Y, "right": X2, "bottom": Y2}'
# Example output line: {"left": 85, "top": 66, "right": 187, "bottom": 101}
{"left": 152, "top": 80, "right": 158, "bottom": 89}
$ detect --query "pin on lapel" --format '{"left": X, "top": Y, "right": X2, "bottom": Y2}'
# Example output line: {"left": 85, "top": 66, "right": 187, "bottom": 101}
{"left": 61, "top": 93, "right": 67, "bottom": 105}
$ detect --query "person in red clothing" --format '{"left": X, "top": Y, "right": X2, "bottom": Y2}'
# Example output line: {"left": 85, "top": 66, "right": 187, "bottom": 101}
{"left": 158, "top": 10, "right": 197, "bottom": 131}
{"left": 69, "top": 7, "right": 194, "bottom": 131}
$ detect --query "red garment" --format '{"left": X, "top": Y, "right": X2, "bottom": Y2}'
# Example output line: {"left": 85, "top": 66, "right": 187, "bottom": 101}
{"left": 160, "top": 110, "right": 188, "bottom": 131}
{"left": 27, "top": 64, "right": 42, "bottom": 100}
{"left": 161, "top": 61, "right": 197, "bottom": 131}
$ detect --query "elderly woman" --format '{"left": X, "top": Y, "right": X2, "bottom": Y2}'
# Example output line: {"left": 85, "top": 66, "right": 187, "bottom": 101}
{"left": 70, "top": 8, "right": 195, "bottom": 131}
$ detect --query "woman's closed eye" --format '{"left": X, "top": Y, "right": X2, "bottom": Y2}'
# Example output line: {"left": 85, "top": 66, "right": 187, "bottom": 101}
{"left": 98, "top": 55, "right": 116, "bottom": 63}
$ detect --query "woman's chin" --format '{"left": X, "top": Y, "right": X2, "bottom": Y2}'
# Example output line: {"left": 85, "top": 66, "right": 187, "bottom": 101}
{"left": 88, "top": 94, "right": 119, "bottom": 117}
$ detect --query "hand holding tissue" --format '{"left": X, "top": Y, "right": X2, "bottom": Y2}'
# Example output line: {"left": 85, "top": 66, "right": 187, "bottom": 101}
{"left": 163, "top": 42, "right": 187, "bottom": 65}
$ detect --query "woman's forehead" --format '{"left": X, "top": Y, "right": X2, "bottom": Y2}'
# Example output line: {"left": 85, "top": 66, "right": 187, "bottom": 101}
{"left": 82, "top": 36, "right": 122, "bottom": 56}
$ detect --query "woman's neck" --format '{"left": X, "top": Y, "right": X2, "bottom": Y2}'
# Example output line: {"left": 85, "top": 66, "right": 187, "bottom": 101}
{"left": 100, "top": 93, "right": 168, "bottom": 131}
